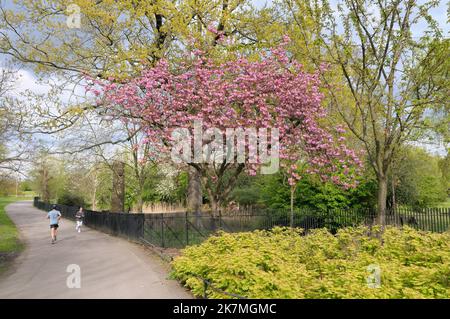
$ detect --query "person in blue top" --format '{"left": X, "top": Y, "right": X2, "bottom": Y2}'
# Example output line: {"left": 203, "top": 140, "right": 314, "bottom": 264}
{"left": 47, "top": 205, "right": 62, "bottom": 244}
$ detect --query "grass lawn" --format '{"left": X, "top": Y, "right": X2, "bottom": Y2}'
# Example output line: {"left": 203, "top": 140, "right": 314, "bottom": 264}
{"left": 0, "top": 196, "right": 31, "bottom": 273}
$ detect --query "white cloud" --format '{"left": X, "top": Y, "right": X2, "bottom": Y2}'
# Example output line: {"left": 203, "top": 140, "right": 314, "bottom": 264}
{"left": 13, "top": 69, "right": 51, "bottom": 95}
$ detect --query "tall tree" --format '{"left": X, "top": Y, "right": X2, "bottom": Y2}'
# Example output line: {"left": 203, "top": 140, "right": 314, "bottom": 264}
{"left": 96, "top": 45, "right": 361, "bottom": 216}
{"left": 283, "top": 0, "right": 448, "bottom": 226}
{"left": 0, "top": 0, "right": 275, "bottom": 211}
{"left": 0, "top": 0, "right": 259, "bottom": 77}
{"left": 0, "top": 68, "right": 30, "bottom": 172}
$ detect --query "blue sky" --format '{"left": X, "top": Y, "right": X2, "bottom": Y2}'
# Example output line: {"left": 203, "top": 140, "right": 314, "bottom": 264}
{"left": 253, "top": 0, "right": 449, "bottom": 34}
{"left": 1, "top": 0, "right": 448, "bottom": 157}
{"left": 4, "top": 0, "right": 448, "bottom": 89}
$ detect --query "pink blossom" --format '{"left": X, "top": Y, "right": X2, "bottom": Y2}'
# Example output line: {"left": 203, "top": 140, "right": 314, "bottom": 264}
{"left": 92, "top": 41, "right": 361, "bottom": 189}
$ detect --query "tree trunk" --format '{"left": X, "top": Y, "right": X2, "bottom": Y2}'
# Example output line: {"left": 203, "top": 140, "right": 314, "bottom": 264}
{"left": 391, "top": 177, "right": 396, "bottom": 212}
{"left": 209, "top": 196, "right": 220, "bottom": 218}
{"left": 377, "top": 175, "right": 388, "bottom": 228}
{"left": 91, "top": 171, "right": 97, "bottom": 211}
{"left": 42, "top": 165, "right": 50, "bottom": 203}
{"left": 136, "top": 194, "right": 144, "bottom": 214}
{"left": 208, "top": 196, "right": 221, "bottom": 231}
{"left": 91, "top": 187, "right": 97, "bottom": 211}
{"left": 111, "top": 161, "right": 125, "bottom": 213}
{"left": 187, "top": 166, "right": 202, "bottom": 213}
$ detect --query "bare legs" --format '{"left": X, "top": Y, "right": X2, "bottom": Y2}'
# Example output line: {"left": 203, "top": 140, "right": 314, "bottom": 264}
{"left": 50, "top": 227, "right": 58, "bottom": 243}
{"left": 75, "top": 221, "right": 82, "bottom": 233}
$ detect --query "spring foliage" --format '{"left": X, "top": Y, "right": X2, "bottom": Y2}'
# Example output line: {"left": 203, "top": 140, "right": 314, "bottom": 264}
{"left": 171, "top": 226, "right": 450, "bottom": 298}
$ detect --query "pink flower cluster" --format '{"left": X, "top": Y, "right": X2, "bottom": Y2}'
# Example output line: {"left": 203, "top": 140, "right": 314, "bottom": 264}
{"left": 91, "top": 43, "right": 362, "bottom": 187}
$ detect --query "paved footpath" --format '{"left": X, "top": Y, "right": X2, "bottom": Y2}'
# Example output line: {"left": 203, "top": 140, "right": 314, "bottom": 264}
{"left": 0, "top": 201, "right": 191, "bottom": 299}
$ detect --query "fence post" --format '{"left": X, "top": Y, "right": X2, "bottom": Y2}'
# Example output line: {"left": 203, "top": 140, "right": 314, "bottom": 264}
{"left": 161, "top": 215, "right": 165, "bottom": 248}
{"left": 141, "top": 214, "right": 145, "bottom": 239}
{"left": 203, "top": 279, "right": 208, "bottom": 299}
{"left": 185, "top": 212, "right": 189, "bottom": 246}
{"left": 326, "top": 208, "right": 330, "bottom": 231}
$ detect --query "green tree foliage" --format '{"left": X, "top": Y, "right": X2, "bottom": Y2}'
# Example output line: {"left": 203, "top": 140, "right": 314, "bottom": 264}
{"left": 19, "top": 180, "right": 32, "bottom": 192}
{"left": 0, "top": 176, "right": 32, "bottom": 196}
{"left": 231, "top": 171, "right": 377, "bottom": 212}
{"left": 140, "top": 166, "right": 188, "bottom": 205}
{"left": 0, "top": 176, "right": 15, "bottom": 196}
{"left": 30, "top": 154, "right": 96, "bottom": 207}
{"left": 40, "top": 146, "right": 444, "bottom": 213}
{"left": 91, "top": 164, "right": 113, "bottom": 211}
{"left": 438, "top": 152, "right": 450, "bottom": 192}
{"left": 30, "top": 154, "right": 66, "bottom": 202}
{"left": 0, "top": 0, "right": 273, "bottom": 78}
{"left": 391, "top": 147, "right": 447, "bottom": 208}
{"left": 280, "top": 0, "right": 448, "bottom": 226}
{"left": 58, "top": 193, "right": 85, "bottom": 208}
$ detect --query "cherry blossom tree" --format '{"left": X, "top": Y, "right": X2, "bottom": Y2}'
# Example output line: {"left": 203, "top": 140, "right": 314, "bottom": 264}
{"left": 92, "top": 42, "right": 362, "bottom": 216}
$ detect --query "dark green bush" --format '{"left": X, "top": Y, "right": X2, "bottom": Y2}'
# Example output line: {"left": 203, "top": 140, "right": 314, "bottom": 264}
{"left": 58, "top": 192, "right": 85, "bottom": 208}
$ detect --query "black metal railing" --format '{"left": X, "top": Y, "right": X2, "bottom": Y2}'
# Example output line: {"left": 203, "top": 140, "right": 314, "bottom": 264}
{"left": 196, "top": 275, "right": 247, "bottom": 299}
{"left": 34, "top": 197, "right": 144, "bottom": 242}
{"left": 34, "top": 198, "right": 450, "bottom": 249}
{"left": 142, "top": 207, "right": 450, "bottom": 248}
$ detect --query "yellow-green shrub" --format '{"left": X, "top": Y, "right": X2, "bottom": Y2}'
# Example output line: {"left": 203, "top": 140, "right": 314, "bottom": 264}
{"left": 171, "top": 226, "right": 450, "bottom": 298}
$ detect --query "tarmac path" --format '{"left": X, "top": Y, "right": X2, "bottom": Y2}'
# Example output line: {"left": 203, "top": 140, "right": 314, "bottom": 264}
{"left": 0, "top": 201, "right": 191, "bottom": 299}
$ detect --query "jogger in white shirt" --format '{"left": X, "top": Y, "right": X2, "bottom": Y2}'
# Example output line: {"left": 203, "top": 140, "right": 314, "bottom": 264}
{"left": 75, "top": 207, "right": 85, "bottom": 233}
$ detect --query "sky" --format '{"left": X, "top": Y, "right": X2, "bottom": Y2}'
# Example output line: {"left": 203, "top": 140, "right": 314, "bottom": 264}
{"left": 5, "top": 0, "right": 449, "bottom": 94}
{"left": 6, "top": 0, "right": 448, "bottom": 93}
{"left": 2, "top": 0, "right": 449, "bottom": 159}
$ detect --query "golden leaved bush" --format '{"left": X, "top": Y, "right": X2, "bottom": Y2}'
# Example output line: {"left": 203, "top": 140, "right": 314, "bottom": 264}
{"left": 171, "top": 226, "right": 450, "bottom": 299}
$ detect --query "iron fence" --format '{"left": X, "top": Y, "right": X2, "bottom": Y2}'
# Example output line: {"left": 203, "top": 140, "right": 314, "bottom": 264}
{"left": 34, "top": 198, "right": 144, "bottom": 241}
{"left": 142, "top": 207, "right": 450, "bottom": 248}
{"left": 33, "top": 198, "right": 450, "bottom": 249}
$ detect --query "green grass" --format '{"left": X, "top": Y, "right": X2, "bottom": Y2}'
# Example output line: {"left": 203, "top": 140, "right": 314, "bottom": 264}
{"left": 0, "top": 196, "right": 31, "bottom": 271}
